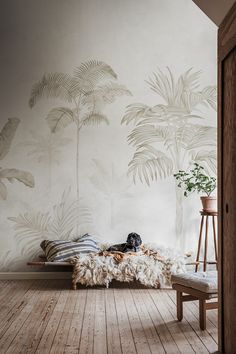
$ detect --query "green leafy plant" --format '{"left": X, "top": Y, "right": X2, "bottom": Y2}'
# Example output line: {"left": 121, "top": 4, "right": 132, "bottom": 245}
{"left": 174, "top": 163, "right": 216, "bottom": 197}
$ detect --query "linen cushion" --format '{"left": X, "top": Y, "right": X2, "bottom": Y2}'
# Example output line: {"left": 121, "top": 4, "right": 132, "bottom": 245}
{"left": 40, "top": 234, "right": 100, "bottom": 262}
{"left": 171, "top": 271, "right": 218, "bottom": 293}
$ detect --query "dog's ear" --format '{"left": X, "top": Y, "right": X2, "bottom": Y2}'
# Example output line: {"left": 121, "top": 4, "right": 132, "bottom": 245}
{"left": 135, "top": 233, "right": 142, "bottom": 245}
{"left": 126, "top": 234, "right": 131, "bottom": 243}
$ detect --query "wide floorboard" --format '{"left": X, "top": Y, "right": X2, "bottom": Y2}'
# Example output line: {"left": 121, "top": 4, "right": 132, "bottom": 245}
{"left": 0, "top": 280, "right": 218, "bottom": 353}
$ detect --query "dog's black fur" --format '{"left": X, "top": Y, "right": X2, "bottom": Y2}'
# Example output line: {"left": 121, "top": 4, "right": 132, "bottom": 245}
{"left": 107, "top": 232, "right": 142, "bottom": 253}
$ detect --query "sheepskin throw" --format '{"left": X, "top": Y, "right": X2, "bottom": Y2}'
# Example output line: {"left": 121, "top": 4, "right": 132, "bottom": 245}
{"left": 69, "top": 244, "right": 186, "bottom": 289}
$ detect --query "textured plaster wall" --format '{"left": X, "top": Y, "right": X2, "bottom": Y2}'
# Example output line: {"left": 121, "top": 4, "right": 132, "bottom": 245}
{"left": 0, "top": 0, "right": 217, "bottom": 271}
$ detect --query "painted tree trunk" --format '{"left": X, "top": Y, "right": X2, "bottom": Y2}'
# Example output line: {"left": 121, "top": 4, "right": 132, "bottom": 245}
{"left": 175, "top": 183, "right": 184, "bottom": 250}
{"left": 48, "top": 139, "right": 52, "bottom": 192}
{"left": 110, "top": 196, "right": 115, "bottom": 228}
{"left": 76, "top": 125, "right": 80, "bottom": 234}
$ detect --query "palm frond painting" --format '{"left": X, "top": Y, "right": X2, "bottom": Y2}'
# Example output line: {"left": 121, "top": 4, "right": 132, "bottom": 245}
{"left": 0, "top": 118, "right": 35, "bottom": 199}
{"left": 89, "top": 159, "right": 133, "bottom": 227}
{"left": 122, "top": 68, "right": 217, "bottom": 248}
{"left": 0, "top": 250, "right": 25, "bottom": 272}
{"left": 18, "top": 130, "right": 71, "bottom": 189}
{"left": 29, "top": 60, "right": 132, "bottom": 208}
{"left": 8, "top": 188, "right": 93, "bottom": 259}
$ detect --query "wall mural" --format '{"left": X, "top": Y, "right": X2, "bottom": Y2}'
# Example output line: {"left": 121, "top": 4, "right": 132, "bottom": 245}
{"left": 8, "top": 188, "right": 93, "bottom": 259}
{"left": 0, "top": 0, "right": 218, "bottom": 272}
{"left": 18, "top": 131, "right": 71, "bottom": 190}
{"left": 0, "top": 60, "right": 132, "bottom": 270}
{"left": 122, "top": 68, "right": 217, "bottom": 248}
{"left": 89, "top": 159, "right": 133, "bottom": 228}
{"left": 0, "top": 118, "right": 35, "bottom": 200}
{"left": 29, "top": 60, "right": 132, "bottom": 208}
{"left": 0, "top": 65, "right": 217, "bottom": 270}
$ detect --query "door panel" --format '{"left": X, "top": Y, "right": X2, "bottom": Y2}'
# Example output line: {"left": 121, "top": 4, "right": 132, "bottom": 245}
{"left": 218, "top": 3, "right": 236, "bottom": 352}
{"left": 222, "top": 47, "right": 236, "bottom": 354}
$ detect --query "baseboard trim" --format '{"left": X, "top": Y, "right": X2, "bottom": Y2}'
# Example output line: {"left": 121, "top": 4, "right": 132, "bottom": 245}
{"left": 0, "top": 272, "right": 72, "bottom": 280}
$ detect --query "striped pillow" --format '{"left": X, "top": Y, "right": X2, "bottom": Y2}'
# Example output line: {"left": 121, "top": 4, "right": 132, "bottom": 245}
{"left": 40, "top": 234, "right": 100, "bottom": 262}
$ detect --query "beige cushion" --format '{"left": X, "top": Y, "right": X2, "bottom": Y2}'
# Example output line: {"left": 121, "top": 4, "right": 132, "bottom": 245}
{"left": 171, "top": 271, "right": 218, "bottom": 293}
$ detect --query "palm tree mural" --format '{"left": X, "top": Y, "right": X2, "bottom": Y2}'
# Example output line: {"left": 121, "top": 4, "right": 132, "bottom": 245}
{"left": 8, "top": 188, "right": 93, "bottom": 258}
{"left": 122, "top": 68, "right": 217, "bottom": 248}
{"left": 18, "top": 130, "right": 71, "bottom": 189}
{"left": 29, "top": 60, "right": 132, "bottom": 207}
{"left": 0, "top": 118, "right": 34, "bottom": 199}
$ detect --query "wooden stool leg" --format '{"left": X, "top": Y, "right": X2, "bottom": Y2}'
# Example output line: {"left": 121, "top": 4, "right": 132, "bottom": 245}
{"left": 199, "top": 299, "right": 206, "bottom": 330}
{"left": 177, "top": 291, "right": 183, "bottom": 321}
{"left": 195, "top": 215, "right": 204, "bottom": 272}
{"left": 212, "top": 215, "right": 218, "bottom": 269}
{"left": 203, "top": 216, "right": 209, "bottom": 272}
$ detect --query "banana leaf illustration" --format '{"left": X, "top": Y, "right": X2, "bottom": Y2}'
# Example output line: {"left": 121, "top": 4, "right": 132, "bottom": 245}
{"left": 0, "top": 118, "right": 35, "bottom": 200}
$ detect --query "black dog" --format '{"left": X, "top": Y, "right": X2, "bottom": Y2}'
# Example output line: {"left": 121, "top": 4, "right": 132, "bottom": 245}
{"left": 107, "top": 233, "right": 142, "bottom": 253}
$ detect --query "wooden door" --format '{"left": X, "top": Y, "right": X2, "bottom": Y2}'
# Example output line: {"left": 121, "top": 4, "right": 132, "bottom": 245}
{"left": 218, "top": 2, "right": 236, "bottom": 353}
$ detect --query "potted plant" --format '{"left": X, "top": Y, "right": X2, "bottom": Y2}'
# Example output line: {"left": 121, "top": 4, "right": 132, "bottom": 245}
{"left": 174, "top": 163, "right": 217, "bottom": 212}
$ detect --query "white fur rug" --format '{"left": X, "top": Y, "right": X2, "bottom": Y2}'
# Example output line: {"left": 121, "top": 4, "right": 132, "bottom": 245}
{"left": 69, "top": 243, "right": 186, "bottom": 288}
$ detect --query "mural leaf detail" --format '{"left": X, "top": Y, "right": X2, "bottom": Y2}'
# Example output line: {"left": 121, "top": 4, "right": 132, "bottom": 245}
{"left": 0, "top": 168, "right": 34, "bottom": 188}
{"left": 83, "top": 82, "right": 132, "bottom": 107}
{"left": 181, "top": 125, "right": 217, "bottom": 150}
{"left": 9, "top": 189, "right": 93, "bottom": 257}
{"left": 29, "top": 72, "right": 74, "bottom": 108}
{"left": 46, "top": 107, "right": 74, "bottom": 133}
{"left": 73, "top": 60, "right": 117, "bottom": 92}
{"left": 81, "top": 113, "right": 109, "bottom": 127}
{"left": 0, "top": 118, "right": 20, "bottom": 160}
{"left": 128, "top": 145, "right": 173, "bottom": 185}
{"left": 19, "top": 130, "right": 71, "bottom": 165}
{"left": 0, "top": 181, "right": 7, "bottom": 199}
{"left": 0, "top": 118, "right": 35, "bottom": 200}
{"left": 191, "top": 149, "right": 217, "bottom": 174}
{"left": 127, "top": 124, "right": 171, "bottom": 147}
{"left": 8, "top": 212, "right": 51, "bottom": 257}
{"left": 121, "top": 103, "right": 152, "bottom": 126}
{"left": 185, "top": 86, "right": 217, "bottom": 112}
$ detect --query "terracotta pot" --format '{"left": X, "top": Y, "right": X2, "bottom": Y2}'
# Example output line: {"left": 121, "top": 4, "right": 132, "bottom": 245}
{"left": 200, "top": 196, "right": 217, "bottom": 212}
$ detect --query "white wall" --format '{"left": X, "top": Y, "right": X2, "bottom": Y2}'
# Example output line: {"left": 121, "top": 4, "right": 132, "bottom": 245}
{"left": 0, "top": 0, "right": 217, "bottom": 271}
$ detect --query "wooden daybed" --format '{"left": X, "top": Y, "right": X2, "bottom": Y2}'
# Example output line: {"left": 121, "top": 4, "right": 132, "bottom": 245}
{"left": 28, "top": 248, "right": 186, "bottom": 290}
{"left": 27, "top": 258, "right": 72, "bottom": 268}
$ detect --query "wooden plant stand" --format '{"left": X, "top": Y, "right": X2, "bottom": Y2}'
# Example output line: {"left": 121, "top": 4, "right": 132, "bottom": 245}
{"left": 195, "top": 211, "right": 218, "bottom": 272}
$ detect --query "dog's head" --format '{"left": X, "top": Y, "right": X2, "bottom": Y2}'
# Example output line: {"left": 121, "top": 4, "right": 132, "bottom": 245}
{"left": 126, "top": 232, "right": 142, "bottom": 248}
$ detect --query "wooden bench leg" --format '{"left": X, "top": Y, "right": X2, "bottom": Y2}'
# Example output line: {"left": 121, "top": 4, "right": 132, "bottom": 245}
{"left": 199, "top": 299, "right": 206, "bottom": 330}
{"left": 177, "top": 291, "right": 183, "bottom": 321}
{"left": 72, "top": 280, "right": 77, "bottom": 290}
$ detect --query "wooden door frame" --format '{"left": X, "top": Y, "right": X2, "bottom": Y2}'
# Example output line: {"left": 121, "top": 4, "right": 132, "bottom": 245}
{"left": 218, "top": 2, "right": 236, "bottom": 352}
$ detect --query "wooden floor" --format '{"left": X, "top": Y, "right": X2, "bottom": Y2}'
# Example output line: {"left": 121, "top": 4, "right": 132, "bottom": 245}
{"left": 0, "top": 280, "right": 218, "bottom": 354}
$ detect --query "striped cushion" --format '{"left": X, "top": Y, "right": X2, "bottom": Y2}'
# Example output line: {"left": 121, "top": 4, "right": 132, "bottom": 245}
{"left": 40, "top": 234, "right": 100, "bottom": 262}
